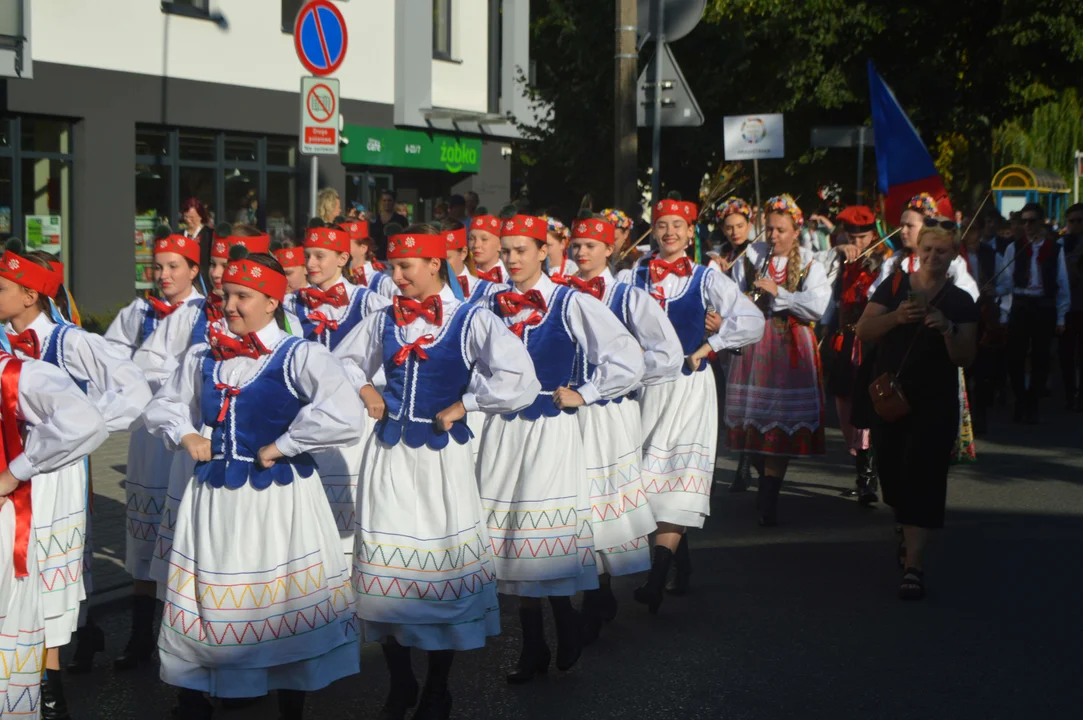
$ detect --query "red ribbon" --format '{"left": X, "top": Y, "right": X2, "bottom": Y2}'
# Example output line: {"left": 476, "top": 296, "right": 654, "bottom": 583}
{"left": 209, "top": 328, "right": 271, "bottom": 361}
{"left": 0, "top": 357, "right": 30, "bottom": 578}
{"left": 351, "top": 266, "right": 368, "bottom": 287}
{"left": 146, "top": 295, "right": 182, "bottom": 319}
{"left": 649, "top": 257, "right": 693, "bottom": 283}
{"left": 299, "top": 283, "right": 348, "bottom": 309}
{"left": 392, "top": 334, "right": 435, "bottom": 366}
{"left": 372, "top": 260, "right": 387, "bottom": 272}
{"left": 307, "top": 311, "right": 340, "bottom": 336}
{"left": 393, "top": 295, "right": 443, "bottom": 327}
{"left": 214, "top": 383, "right": 241, "bottom": 423}
{"left": 650, "top": 286, "right": 666, "bottom": 309}
{"left": 477, "top": 266, "right": 503, "bottom": 284}
{"left": 205, "top": 293, "right": 224, "bottom": 322}
{"left": 509, "top": 311, "right": 543, "bottom": 338}
{"left": 457, "top": 275, "right": 471, "bottom": 298}
{"left": 552, "top": 274, "right": 605, "bottom": 300}
{"left": 497, "top": 289, "right": 547, "bottom": 316}
{"left": 6, "top": 329, "right": 40, "bottom": 360}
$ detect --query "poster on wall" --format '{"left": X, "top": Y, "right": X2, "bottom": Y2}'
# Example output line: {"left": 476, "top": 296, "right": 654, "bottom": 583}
{"left": 0, "top": 207, "right": 10, "bottom": 234}
{"left": 134, "top": 213, "right": 158, "bottom": 291}
{"left": 25, "top": 215, "right": 63, "bottom": 254}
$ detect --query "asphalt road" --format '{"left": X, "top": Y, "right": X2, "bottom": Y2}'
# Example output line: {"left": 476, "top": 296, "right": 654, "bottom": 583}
{"left": 64, "top": 402, "right": 1082, "bottom": 719}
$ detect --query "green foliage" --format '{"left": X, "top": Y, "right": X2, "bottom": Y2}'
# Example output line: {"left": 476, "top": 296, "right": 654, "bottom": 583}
{"left": 80, "top": 307, "right": 122, "bottom": 335}
{"left": 994, "top": 88, "right": 1083, "bottom": 186}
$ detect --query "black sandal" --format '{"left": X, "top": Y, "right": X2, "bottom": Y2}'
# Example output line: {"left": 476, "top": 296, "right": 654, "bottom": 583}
{"left": 895, "top": 527, "right": 906, "bottom": 569}
{"left": 898, "top": 567, "right": 925, "bottom": 601}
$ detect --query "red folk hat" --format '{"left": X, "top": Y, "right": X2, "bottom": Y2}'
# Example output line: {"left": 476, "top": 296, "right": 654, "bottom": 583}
{"left": 471, "top": 214, "right": 502, "bottom": 235}
{"left": 652, "top": 198, "right": 698, "bottom": 225}
{"left": 338, "top": 219, "right": 370, "bottom": 241}
{"left": 49, "top": 260, "right": 64, "bottom": 288}
{"left": 223, "top": 258, "right": 288, "bottom": 303}
{"left": 500, "top": 215, "right": 546, "bottom": 242}
{"left": 155, "top": 234, "right": 201, "bottom": 265}
{"left": 836, "top": 205, "right": 877, "bottom": 233}
{"left": 570, "top": 218, "right": 615, "bottom": 245}
{"left": 444, "top": 227, "right": 467, "bottom": 250}
{"left": 304, "top": 227, "right": 350, "bottom": 254}
{"left": 212, "top": 234, "right": 272, "bottom": 259}
{"left": 387, "top": 233, "right": 447, "bottom": 260}
{"left": 0, "top": 251, "right": 61, "bottom": 298}
{"left": 273, "top": 247, "right": 305, "bottom": 268}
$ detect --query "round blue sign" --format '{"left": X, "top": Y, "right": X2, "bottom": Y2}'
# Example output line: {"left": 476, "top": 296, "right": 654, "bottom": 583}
{"left": 294, "top": 0, "right": 348, "bottom": 76}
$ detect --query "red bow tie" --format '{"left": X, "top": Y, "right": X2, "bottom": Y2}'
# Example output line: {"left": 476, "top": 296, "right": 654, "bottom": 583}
{"left": 300, "top": 283, "right": 348, "bottom": 309}
{"left": 306, "top": 311, "right": 340, "bottom": 336}
{"left": 555, "top": 275, "right": 605, "bottom": 300}
{"left": 351, "top": 266, "right": 368, "bottom": 287}
{"left": 209, "top": 328, "right": 272, "bottom": 361}
{"left": 7, "top": 329, "right": 40, "bottom": 360}
{"left": 457, "top": 275, "right": 471, "bottom": 298}
{"left": 649, "top": 257, "right": 693, "bottom": 283}
{"left": 650, "top": 286, "right": 666, "bottom": 309}
{"left": 509, "top": 311, "right": 544, "bottom": 338}
{"left": 497, "top": 289, "right": 547, "bottom": 316}
{"left": 477, "top": 266, "right": 503, "bottom": 284}
{"left": 394, "top": 295, "right": 443, "bottom": 327}
{"left": 372, "top": 260, "right": 387, "bottom": 272}
{"left": 392, "top": 334, "right": 435, "bottom": 366}
{"left": 205, "top": 293, "right": 224, "bottom": 322}
{"left": 147, "top": 295, "right": 183, "bottom": 320}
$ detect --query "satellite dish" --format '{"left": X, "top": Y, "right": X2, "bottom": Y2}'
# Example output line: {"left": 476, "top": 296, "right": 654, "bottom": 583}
{"left": 637, "top": 0, "right": 706, "bottom": 43}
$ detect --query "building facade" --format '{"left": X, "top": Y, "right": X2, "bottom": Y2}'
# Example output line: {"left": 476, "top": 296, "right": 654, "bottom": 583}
{"left": 0, "top": 0, "right": 534, "bottom": 312}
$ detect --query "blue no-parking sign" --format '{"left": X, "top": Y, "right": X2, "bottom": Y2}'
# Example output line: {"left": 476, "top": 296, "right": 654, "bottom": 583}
{"left": 293, "top": 0, "right": 349, "bottom": 77}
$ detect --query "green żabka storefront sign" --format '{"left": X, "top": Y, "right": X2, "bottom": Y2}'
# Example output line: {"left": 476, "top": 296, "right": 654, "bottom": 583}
{"left": 341, "top": 126, "right": 482, "bottom": 174}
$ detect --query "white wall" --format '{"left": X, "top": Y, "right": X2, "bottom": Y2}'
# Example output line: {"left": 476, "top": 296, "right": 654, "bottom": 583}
{"left": 430, "top": 0, "right": 489, "bottom": 114}
{"left": 31, "top": 0, "right": 395, "bottom": 104}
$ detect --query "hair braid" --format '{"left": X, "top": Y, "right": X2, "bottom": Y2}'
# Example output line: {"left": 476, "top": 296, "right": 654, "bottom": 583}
{"left": 785, "top": 241, "right": 803, "bottom": 292}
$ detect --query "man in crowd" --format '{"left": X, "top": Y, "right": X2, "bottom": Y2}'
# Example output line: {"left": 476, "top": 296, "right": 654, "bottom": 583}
{"left": 370, "top": 189, "right": 409, "bottom": 260}
{"left": 1058, "top": 203, "right": 1083, "bottom": 410}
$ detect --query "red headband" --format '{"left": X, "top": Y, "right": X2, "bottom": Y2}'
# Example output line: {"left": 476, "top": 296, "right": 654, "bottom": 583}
{"left": 49, "top": 260, "right": 64, "bottom": 288}
{"left": 304, "top": 227, "right": 350, "bottom": 254}
{"left": 387, "top": 233, "right": 447, "bottom": 260}
{"left": 338, "top": 220, "right": 369, "bottom": 241}
{"left": 212, "top": 234, "right": 272, "bottom": 260}
{"left": 273, "top": 247, "right": 305, "bottom": 268}
{"left": 155, "top": 234, "right": 201, "bottom": 265}
{"left": 0, "top": 251, "right": 61, "bottom": 298}
{"left": 652, "top": 199, "right": 698, "bottom": 225}
{"left": 223, "top": 259, "right": 288, "bottom": 303}
{"left": 570, "top": 218, "right": 615, "bottom": 245}
{"left": 500, "top": 215, "right": 547, "bottom": 242}
{"left": 471, "top": 215, "right": 501, "bottom": 234}
{"left": 444, "top": 228, "right": 467, "bottom": 250}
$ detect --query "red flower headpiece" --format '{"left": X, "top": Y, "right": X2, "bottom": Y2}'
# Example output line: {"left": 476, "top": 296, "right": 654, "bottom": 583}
{"left": 0, "top": 251, "right": 61, "bottom": 298}
{"left": 338, "top": 220, "right": 370, "bottom": 241}
{"left": 570, "top": 218, "right": 615, "bottom": 245}
{"left": 471, "top": 215, "right": 501, "bottom": 234}
{"left": 904, "top": 193, "right": 939, "bottom": 219}
{"left": 718, "top": 196, "right": 752, "bottom": 222}
{"left": 223, "top": 259, "right": 287, "bottom": 303}
{"left": 155, "top": 234, "right": 201, "bottom": 265}
{"left": 652, "top": 199, "right": 698, "bottom": 225}
{"left": 273, "top": 247, "right": 305, "bottom": 268}
{"left": 305, "top": 227, "right": 349, "bottom": 254}
{"left": 387, "top": 233, "right": 447, "bottom": 260}
{"left": 211, "top": 234, "right": 271, "bottom": 259}
{"left": 500, "top": 215, "right": 547, "bottom": 242}
{"left": 764, "top": 194, "right": 805, "bottom": 228}
{"left": 444, "top": 228, "right": 467, "bottom": 250}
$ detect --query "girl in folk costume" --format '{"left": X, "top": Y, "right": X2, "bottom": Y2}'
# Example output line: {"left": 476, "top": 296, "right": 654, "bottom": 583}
{"left": 343, "top": 218, "right": 395, "bottom": 297}
{"left": 725, "top": 194, "right": 831, "bottom": 526}
{"left": 560, "top": 212, "right": 683, "bottom": 641}
{"left": 628, "top": 195, "right": 765, "bottom": 611}
{"left": 543, "top": 216, "right": 578, "bottom": 280}
{"left": 0, "top": 247, "right": 139, "bottom": 716}
{"left": 441, "top": 222, "right": 473, "bottom": 298}
{"left": 477, "top": 213, "right": 644, "bottom": 683}
{"left": 0, "top": 349, "right": 107, "bottom": 718}
{"left": 144, "top": 247, "right": 363, "bottom": 719}
{"left": 104, "top": 229, "right": 205, "bottom": 673}
{"left": 466, "top": 210, "right": 509, "bottom": 302}
{"left": 272, "top": 238, "right": 307, "bottom": 294}
{"left": 332, "top": 229, "right": 538, "bottom": 720}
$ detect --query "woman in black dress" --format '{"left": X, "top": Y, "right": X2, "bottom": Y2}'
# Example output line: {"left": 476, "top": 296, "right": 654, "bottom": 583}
{"left": 855, "top": 219, "right": 978, "bottom": 601}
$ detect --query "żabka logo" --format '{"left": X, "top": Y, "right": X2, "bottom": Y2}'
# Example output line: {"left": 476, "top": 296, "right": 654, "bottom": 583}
{"left": 440, "top": 141, "right": 477, "bottom": 173}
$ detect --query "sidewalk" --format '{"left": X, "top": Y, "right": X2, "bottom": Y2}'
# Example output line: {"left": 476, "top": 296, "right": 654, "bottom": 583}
{"left": 88, "top": 432, "right": 134, "bottom": 598}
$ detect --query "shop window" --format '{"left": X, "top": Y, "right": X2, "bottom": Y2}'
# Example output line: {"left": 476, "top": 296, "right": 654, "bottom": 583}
{"left": 433, "top": 0, "right": 453, "bottom": 60}
{"left": 179, "top": 131, "right": 216, "bottom": 162}
{"left": 224, "top": 168, "right": 258, "bottom": 226}
{"left": 267, "top": 171, "right": 297, "bottom": 241}
{"left": 0, "top": 157, "right": 11, "bottom": 242}
{"left": 224, "top": 136, "right": 258, "bottom": 163}
{"left": 135, "top": 163, "right": 170, "bottom": 291}
{"left": 282, "top": 0, "right": 303, "bottom": 33}
{"left": 21, "top": 119, "right": 70, "bottom": 154}
{"left": 178, "top": 167, "right": 217, "bottom": 225}
{"left": 267, "top": 137, "right": 297, "bottom": 168}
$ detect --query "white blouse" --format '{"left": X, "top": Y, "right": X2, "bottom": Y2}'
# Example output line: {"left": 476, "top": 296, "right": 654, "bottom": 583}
{"left": 6, "top": 314, "right": 151, "bottom": 433}
{"left": 868, "top": 253, "right": 980, "bottom": 302}
{"left": 103, "top": 287, "right": 204, "bottom": 357}
{"left": 5, "top": 356, "right": 109, "bottom": 481}
{"left": 731, "top": 244, "right": 831, "bottom": 322}
{"left": 333, "top": 285, "right": 541, "bottom": 415}
{"left": 143, "top": 323, "right": 363, "bottom": 458}
{"left": 358, "top": 261, "right": 396, "bottom": 299}
{"left": 595, "top": 268, "right": 683, "bottom": 387}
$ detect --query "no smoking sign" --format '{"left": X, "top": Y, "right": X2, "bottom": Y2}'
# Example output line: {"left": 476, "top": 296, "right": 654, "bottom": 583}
{"left": 300, "top": 76, "right": 340, "bottom": 156}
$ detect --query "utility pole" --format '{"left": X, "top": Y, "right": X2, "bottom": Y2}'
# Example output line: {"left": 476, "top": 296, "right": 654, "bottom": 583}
{"left": 614, "top": 0, "right": 638, "bottom": 210}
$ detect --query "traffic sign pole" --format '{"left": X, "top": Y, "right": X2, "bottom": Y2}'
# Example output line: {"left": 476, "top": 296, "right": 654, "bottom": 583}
{"left": 651, "top": 0, "right": 664, "bottom": 205}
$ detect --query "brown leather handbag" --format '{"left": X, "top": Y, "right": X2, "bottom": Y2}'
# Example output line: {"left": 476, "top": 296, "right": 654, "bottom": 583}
{"left": 869, "top": 370, "right": 910, "bottom": 422}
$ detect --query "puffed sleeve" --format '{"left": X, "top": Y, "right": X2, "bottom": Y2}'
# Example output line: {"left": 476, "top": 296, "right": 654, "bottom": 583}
{"left": 461, "top": 308, "right": 542, "bottom": 413}
{"left": 331, "top": 310, "right": 385, "bottom": 391}
{"left": 132, "top": 304, "right": 200, "bottom": 392}
{"left": 103, "top": 299, "right": 147, "bottom": 357}
{"left": 142, "top": 344, "right": 207, "bottom": 450}
{"left": 8, "top": 359, "right": 108, "bottom": 480}
{"left": 564, "top": 293, "right": 645, "bottom": 404}
{"left": 772, "top": 259, "right": 831, "bottom": 322}
{"left": 363, "top": 287, "right": 394, "bottom": 313}
{"left": 948, "top": 256, "right": 980, "bottom": 302}
{"left": 703, "top": 270, "right": 767, "bottom": 352}
{"left": 374, "top": 273, "right": 398, "bottom": 299}
{"left": 614, "top": 268, "right": 633, "bottom": 285}
{"left": 275, "top": 342, "right": 363, "bottom": 457}
{"left": 64, "top": 329, "right": 153, "bottom": 432}
{"left": 867, "top": 254, "right": 898, "bottom": 299}
{"left": 624, "top": 287, "right": 683, "bottom": 385}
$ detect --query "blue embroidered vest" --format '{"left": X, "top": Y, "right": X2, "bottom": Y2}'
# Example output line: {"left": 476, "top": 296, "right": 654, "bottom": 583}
{"left": 189, "top": 299, "right": 220, "bottom": 346}
{"left": 297, "top": 285, "right": 370, "bottom": 350}
{"left": 572, "top": 282, "right": 634, "bottom": 406}
{"left": 139, "top": 299, "right": 161, "bottom": 345}
{"left": 196, "top": 335, "right": 315, "bottom": 489}
{"left": 376, "top": 303, "right": 478, "bottom": 449}
{"left": 42, "top": 325, "right": 88, "bottom": 393}
{"left": 494, "top": 285, "right": 583, "bottom": 420}
{"left": 634, "top": 260, "right": 708, "bottom": 374}
{"left": 467, "top": 280, "right": 507, "bottom": 306}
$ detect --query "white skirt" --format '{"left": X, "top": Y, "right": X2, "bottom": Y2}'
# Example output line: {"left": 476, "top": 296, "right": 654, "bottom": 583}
{"left": 125, "top": 420, "right": 180, "bottom": 581}
{"left": 149, "top": 448, "right": 198, "bottom": 589}
{"left": 578, "top": 400, "right": 654, "bottom": 577}
{"left": 466, "top": 411, "right": 485, "bottom": 462}
{"left": 158, "top": 465, "right": 359, "bottom": 697}
{"left": 33, "top": 460, "right": 87, "bottom": 648}
{"left": 639, "top": 371, "right": 717, "bottom": 529}
{"left": 0, "top": 503, "right": 45, "bottom": 716}
{"left": 477, "top": 412, "right": 598, "bottom": 597}
{"left": 312, "top": 418, "right": 369, "bottom": 557}
{"left": 354, "top": 435, "right": 499, "bottom": 651}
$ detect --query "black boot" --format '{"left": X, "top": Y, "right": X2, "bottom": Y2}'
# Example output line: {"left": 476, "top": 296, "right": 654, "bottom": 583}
{"left": 581, "top": 578, "right": 618, "bottom": 645}
{"left": 757, "top": 476, "right": 782, "bottom": 527}
{"left": 171, "top": 689, "right": 214, "bottom": 720}
{"left": 730, "top": 453, "right": 752, "bottom": 492}
{"left": 41, "top": 670, "right": 71, "bottom": 720}
{"left": 378, "top": 641, "right": 419, "bottom": 720}
{"left": 277, "top": 690, "right": 305, "bottom": 720}
{"left": 65, "top": 613, "right": 105, "bottom": 675}
{"left": 857, "top": 450, "right": 879, "bottom": 507}
{"left": 505, "top": 606, "right": 550, "bottom": 684}
{"left": 665, "top": 534, "right": 691, "bottom": 596}
{"left": 412, "top": 650, "right": 454, "bottom": 720}
{"left": 114, "top": 594, "right": 157, "bottom": 671}
{"left": 633, "top": 545, "right": 674, "bottom": 614}
{"left": 548, "top": 596, "right": 583, "bottom": 671}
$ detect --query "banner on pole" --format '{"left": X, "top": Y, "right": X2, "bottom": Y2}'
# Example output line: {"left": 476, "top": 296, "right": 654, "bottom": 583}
{"left": 723, "top": 114, "right": 785, "bottom": 161}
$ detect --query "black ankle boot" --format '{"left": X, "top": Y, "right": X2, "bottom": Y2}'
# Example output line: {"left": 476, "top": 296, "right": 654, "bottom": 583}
{"left": 505, "top": 606, "right": 550, "bottom": 684}
{"left": 581, "top": 580, "right": 618, "bottom": 644}
{"left": 730, "top": 453, "right": 752, "bottom": 492}
{"left": 276, "top": 690, "right": 305, "bottom": 720}
{"left": 857, "top": 450, "right": 879, "bottom": 507}
{"left": 65, "top": 613, "right": 105, "bottom": 675}
{"left": 757, "top": 476, "right": 782, "bottom": 527}
{"left": 171, "top": 689, "right": 214, "bottom": 720}
{"left": 548, "top": 596, "right": 583, "bottom": 672}
{"left": 41, "top": 670, "right": 71, "bottom": 720}
{"left": 114, "top": 594, "right": 157, "bottom": 671}
{"left": 665, "top": 534, "right": 691, "bottom": 595}
{"left": 378, "top": 642, "right": 419, "bottom": 720}
{"left": 634, "top": 545, "right": 674, "bottom": 614}
{"left": 412, "top": 689, "right": 453, "bottom": 720}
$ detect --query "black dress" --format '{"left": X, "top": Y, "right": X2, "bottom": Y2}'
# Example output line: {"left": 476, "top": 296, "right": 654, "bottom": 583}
{"left": 869, "top": 274, "right": 979, "bottom": 528}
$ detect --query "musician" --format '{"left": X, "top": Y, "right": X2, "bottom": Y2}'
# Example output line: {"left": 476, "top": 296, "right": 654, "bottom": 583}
{"left": 996, "top": 202, "right": 1070, "bottom": 423}
{"left": 1058, "top": 203, "right": 1083, "bottom": 411}
{"left": 711, "top": 197, "right": 761, "bottom": 279}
